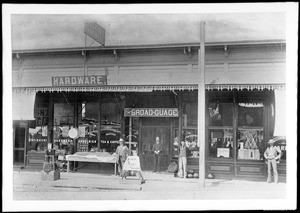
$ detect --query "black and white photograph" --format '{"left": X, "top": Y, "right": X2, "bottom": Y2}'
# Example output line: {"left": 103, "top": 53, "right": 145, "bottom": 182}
{"left": 2, "top": 3, "right": 298, "bottom": 211}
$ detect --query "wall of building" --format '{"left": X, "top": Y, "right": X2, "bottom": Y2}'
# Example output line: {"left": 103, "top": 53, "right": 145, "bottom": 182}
{"left": 12, "top": 42, "right": 286, "bottom": 88}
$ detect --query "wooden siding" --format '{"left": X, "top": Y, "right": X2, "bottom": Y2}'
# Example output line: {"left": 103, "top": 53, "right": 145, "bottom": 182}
{"left": 12, "top": 44, "right": 286, "bottom": 88}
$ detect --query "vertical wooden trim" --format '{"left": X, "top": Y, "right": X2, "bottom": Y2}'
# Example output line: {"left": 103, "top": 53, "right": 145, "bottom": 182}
{"left": 48, "top": 93, "right": 54, "bottom": 149}
{"left": 97, "top": 93, "right": 102, "bottom": 151}
{"left": 24, "top": 123, "right": 28, "bottom": 166}
{"left": 198, "top": 22, "right": 206, "bottom": 187}
{"left": 232, "top": 89, "right": 238, "bottom": 178}
{"left": 74, "top": 93, "right": 78, "bottom": 152}
{"left": 129, "top": 117, "right": 132, "bottom": 151}
{"left": 178, "top": 91, "right": 183, "bottom": 163}
{"left": 205, "top": 91, "right": 209, "bottom": 162}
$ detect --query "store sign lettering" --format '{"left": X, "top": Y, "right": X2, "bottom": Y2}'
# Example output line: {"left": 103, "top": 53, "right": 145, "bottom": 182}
{"left": 52, "top": 75, "right": 107, "bottom": 86}
{"left": 34, "top": 108, "right": 49, "bottom": 118}
{"left": 124, "top": 108, "right": 179, "bottom": 117}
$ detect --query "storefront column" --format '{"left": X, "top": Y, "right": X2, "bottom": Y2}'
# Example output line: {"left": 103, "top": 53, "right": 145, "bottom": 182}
{"left": 198, "top": 21, "right": 206, "bottom": 187}
{"left": 48, "top": 93, "right": 54, "bottom": 149}
{"left": 178, "top": 92, "right": 183, "bottom": 162}
{"left": 74, "top": 93, "right": 78, "bottom": 152}
{"left": 233, "top": 89, "right": 238, "bottom": 177}
{"left": 97, "top": 94, "right": 101, "bottom": 151}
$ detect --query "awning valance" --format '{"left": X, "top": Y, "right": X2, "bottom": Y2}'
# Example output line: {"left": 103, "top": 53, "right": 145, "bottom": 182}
{"left": 12, "top": 90, "right": 36, "bottom": 120}
{"left": 12, "top": 84, "right": 285, "bottom": 93}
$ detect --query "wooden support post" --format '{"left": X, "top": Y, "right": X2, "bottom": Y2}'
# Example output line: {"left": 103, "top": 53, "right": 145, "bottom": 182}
{"left": 48, "top": 93, "right": 54, "bottom": 149}
{"left": 98, "top": 94, "right": 101, "bottom": 151}
{"left": 178, "top": 92, "right": 183, "bottom": 165}
{"left": 129, "top": 116, "right": 132, "bottom": 151}
{"left": 74, "top": 93, "right": 78, "bottom": 152}
{"left": 198, "top": 22, "right": 206, "bottom": 188}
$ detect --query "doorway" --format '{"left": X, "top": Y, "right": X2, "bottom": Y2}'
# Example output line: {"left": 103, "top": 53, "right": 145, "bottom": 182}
{"left": 13, "top": 121, "right": 27, "bottom": 166}
{"left": 140, "top": 126, "right": 171, "bottom": 171}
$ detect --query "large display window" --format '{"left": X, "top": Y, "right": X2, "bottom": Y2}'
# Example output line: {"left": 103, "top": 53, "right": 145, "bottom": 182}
{"left": 236, "top": 93, "right": 265, "bottom": 161}
{"left": 207, "top": 91, "right": 234, "bottom": 159}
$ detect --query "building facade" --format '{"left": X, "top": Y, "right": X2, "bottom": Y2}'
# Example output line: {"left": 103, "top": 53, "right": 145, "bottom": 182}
{"left": 12, "top": 40, "right": 286, "bottom": 181}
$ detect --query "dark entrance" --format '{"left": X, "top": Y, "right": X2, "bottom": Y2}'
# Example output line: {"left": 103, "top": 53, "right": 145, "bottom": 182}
{"left": 13, "top": 121, "right": 27, "bottom": 166}
{"left": 140, "top": 126, "right": 171, "bottom": 171}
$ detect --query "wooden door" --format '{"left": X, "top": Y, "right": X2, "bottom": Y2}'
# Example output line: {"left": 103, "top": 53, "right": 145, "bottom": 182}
{"left": 140, "top": 127, "right": 171, "bottom": 171}
{"left": 13, "top": 122, "right": 27, "bottom": 166}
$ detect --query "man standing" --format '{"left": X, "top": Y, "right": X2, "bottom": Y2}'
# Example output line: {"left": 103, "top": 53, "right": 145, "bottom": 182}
{"left": 152, "top": 136, "right": 163, "bottom": 172}
{"left": 264, "top": 139, "right": 282, "bottom": 183}
{"left": 178, "top": 140, "right": 187, "bottom": 178}
{"left": 116, "top": 138, "right": 130, "bottom": 176}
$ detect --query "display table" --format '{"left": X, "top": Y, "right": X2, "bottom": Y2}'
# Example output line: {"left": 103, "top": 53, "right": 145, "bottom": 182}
{"left": 66, "top": 152, "right": 118, "bottom": 175}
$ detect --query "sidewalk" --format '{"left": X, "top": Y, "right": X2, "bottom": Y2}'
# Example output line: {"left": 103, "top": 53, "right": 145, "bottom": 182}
{"left": 13, "top": 169, "right": 286, "bottom": 200}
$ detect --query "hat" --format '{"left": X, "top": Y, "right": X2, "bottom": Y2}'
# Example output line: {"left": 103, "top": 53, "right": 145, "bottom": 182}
{"left": 119, "top": 138, "right": 124, "bottom": 143}
{"left": 268, "top": 139, "right": 275, "bottom": 144}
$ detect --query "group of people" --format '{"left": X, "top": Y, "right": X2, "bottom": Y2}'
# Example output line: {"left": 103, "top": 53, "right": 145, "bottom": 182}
{"left": 116, "top": 136, "right": 282, "bottom": 183}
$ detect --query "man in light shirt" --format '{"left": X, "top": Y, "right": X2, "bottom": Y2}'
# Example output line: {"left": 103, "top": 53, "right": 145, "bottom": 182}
{"left": 264, "top": 139, "right": 282, "bottom": 183}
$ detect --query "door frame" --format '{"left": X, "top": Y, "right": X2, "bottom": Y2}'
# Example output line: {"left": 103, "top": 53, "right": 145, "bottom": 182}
{"left": 139, "top": 125, "right": 172, "bottom": 170}
{"left": 13, "top": 121, "right": 27, "bottom": 167}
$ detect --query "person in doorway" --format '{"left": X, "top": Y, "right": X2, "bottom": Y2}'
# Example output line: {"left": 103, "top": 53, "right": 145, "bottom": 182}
{"left": 116, "top": 138, "right": 130, "bottom": 177}
{"left": 178, "top": 140, "right": 187, "bottom": 178}
{"left": 152, "top": 136, "right": 163, "bottom": 172}
{"left": 264, "top": 139, "right": 282, "bottom": 183}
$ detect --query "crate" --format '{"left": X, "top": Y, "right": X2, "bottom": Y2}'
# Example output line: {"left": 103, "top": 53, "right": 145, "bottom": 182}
{"left": 41, "top": 169, "right": 60, "bottom": 181}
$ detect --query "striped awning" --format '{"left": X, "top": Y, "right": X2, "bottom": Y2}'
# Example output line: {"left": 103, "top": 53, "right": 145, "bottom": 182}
{"left": 12, "top": 84, "right": 285, "bottom": 93}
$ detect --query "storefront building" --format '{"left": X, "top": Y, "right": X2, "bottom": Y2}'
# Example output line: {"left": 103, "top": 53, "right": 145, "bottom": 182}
{"left": 12, "top": 40, "right": 286, "bottom": 181}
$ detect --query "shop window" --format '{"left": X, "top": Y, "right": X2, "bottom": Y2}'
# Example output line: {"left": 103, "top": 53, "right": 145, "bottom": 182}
{"left": 209, "top": 102, "right": 233, "bottom": 126}
{"left": 77, "top": 99, "right": 100, "bottom": 152}
{"left": 184, "top": 128, "right": 198, "bottom": 158}
{"left": 100, "top": 98, "right": 123, "bottom": 153}
{"left": 53, "top": 93, "right": 75, "bottom": 153}
{"left": 28, "top": 125, "right": 48, "bottom": 152}
{"left": 30, "top": 92, "right": 50, "bottom": 152}
{"left": 238, "top": 103, "right": 264, "bottom": 127}
{"left": 183, "top": 102, "right": 197, "bottom": 126}
{"left": 209, "top": 129, "right": 234, "bottom": 158}
{"left": 208, "top": 94, "right": 234, "bottom": 159}
{"left": 172, "top": 128, "right": 197, "bottom": 158}
{"left": 237, "top": 102, "right": 264, "bottom": 161}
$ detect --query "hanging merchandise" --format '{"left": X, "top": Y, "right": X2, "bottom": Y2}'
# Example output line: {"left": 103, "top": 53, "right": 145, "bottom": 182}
{"left": 42, "top": 126, "right": 48, "bottom": 137}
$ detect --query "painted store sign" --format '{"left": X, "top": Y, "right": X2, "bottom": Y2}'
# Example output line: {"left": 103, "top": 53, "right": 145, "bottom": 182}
{"left": 52, "top": 75, "right": 107, "bottom": 86}
{"left": 124, "top": 108, "right": 179, "bottom": 117}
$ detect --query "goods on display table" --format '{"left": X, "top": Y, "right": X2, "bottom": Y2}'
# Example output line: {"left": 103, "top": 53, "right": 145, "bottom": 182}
{"left": 66, "top": 151, "right": 118, "bottom": 175}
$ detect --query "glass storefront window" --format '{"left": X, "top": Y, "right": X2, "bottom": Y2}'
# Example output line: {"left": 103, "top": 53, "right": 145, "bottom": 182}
{"left": 77, "top": 99, "right": 99, "bottom": 152}
{"left": 237, "top": 102, "right": 264, "bottom": 161}
{"left": 208, "top": 96, "right": 234, "bottom": 159}
{"left": 237, "top": 128, "right": 264, "bottom": 160}
{"left": 209, "top": 128, "right": 234, "bottom": 158}
{"left": 183, "top": 103, "right": 197, "bottom": 126}
{"left": 53, "top": 93, "right": 74, "bottom": 153}
{"left": 184, "top": 128, "right": 198, "bottom": 158}
{"left": 100, "top": 100, "right": 122, "bottom": 153}
{"left": 209, "top": 102, "right": 233, "bottom": 126}
{"left": 29, "top": 125, "right": 48, "bottom": 152}
{"left": 238, "top": 103, "right": 264, "bottom": 127}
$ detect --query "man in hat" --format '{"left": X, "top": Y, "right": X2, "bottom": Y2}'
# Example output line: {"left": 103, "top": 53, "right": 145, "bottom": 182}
{"left": 264, "top": 139, "right": 282, "bottom": 183}
{"left": 116, "top": 138, "right": 130, "bottom": 176}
